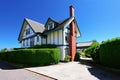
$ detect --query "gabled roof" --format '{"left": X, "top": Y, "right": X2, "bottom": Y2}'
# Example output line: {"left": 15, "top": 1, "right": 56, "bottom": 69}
{"left": 43, "top": 17, "right": 81, "bottom": 37}
{"left": 25, "top": 18, "right": 45, "bottom": 33}
{"left": 18, "top": 16, "right": 81, "bottom": 42}
{"left": 18, "top": 18, "right": 45, "bottom": 42}
{"left": 44, "top": 17, "right": 59, "bottom": 29}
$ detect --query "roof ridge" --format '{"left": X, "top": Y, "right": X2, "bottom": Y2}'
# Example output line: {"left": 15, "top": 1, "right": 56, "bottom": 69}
{"left": 48, "top": 17, "right": 59, "bottom": 23}
{"left": 25, "top": 18, "right": 44, "bottom": 26}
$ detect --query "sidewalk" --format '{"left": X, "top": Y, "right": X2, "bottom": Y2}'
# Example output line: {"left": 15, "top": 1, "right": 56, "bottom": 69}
{"left": 26, "top": 59, "right": 120, "bottom": 80}
{"left": 26, "top": 62, "right": 98, "bottom": 80}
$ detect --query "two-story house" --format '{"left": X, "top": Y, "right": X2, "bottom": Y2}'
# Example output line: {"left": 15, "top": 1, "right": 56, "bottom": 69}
{"left": 18, "top": 6, "right": 81, "bottom": 61}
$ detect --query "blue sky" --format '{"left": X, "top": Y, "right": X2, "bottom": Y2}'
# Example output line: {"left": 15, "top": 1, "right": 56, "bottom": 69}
{"left": 0, "top": 0, "right": 120, "bottom": 49}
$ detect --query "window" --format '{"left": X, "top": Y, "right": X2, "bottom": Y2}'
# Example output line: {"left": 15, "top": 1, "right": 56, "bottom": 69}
{"left": 48, "top": 22, "right": 54, "bottom": 30}
{"left": 67, "top": 27, "right": 70, "bottom": 30}
{"left": 37, "top": 36, "right": 39, "bottom": 42}
{"left": 26, "top": 28, "right": 30, "bottom": 35}
{"left": 49, "top": 24, "right": 53, "bottom": 29}
{"left": 30, "top": 37, "right": 34, "bottom": 47}
{"left": 65, "top": 33, "right": 69, "bottom": 43}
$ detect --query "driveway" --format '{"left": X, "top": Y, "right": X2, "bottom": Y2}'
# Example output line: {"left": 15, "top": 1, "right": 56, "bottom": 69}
{"left": 0, "top": 61, "right": 54, "bottom": 80}
{"left": 26, "top": 58, "right": 120, "bottom": 80}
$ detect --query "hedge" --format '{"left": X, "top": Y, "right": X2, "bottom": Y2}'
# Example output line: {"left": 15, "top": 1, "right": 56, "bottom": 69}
{"left": 85, "top": 42, "right": 100, "bottom": 63}
{"left": 99, "top": 38, "right": 120, "bottom": 68}
{"left": 0, "top": 49, "right": 60, "bottom": 66}
{"left": 30, "top": 44, "right": 57, "bottom": 49}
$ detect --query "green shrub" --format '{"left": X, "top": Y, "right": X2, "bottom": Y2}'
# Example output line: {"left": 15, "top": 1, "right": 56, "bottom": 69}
{"left": 0, "top": 49, "right": 60, "bottom": 66}
{"left": 13, "top": 48, "right": 25, "bottom": 50}
{"left": 75, "top": 52, "right": 80, "bottom": 61}
{"left": 85, "top": 42, "right": 100, "bottom": 63}
{"left": 99, "top": 37, "right": 120, "bottom": 69}
{"left": 30, "top": 44, "right": 57, "bottom": 49}
{"left": 64, "top": 55, "right": 71, "bottom": 62}
{"left": 0, "top": 48, "right": 8, "bottom": 52}
{"left": 81, "top": 52, "right": 86, "bottom": 58}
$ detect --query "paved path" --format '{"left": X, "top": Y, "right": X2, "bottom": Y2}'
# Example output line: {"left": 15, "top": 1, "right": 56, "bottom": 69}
{"left": 0, "top": 61, "right": 54, "bottom": 80}
{"left": 26, "top": 58, "right": 120, "bottom": 80}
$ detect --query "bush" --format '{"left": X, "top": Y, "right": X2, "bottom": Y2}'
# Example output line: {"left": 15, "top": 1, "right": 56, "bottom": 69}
{"left": 64, "top": 55, "right": 71, "bottom": 62}
{"left": 30, "top": 44, "right": 57, "bottom": 49}
{"left": 81, "top": 52, "right": 86, "bottom": 58}
{"left": 75, "top": 52, "right": 80, "bottom": 61}
{"left": 99, "top": 37, "right": 120, "bottom": 69}
{"left": 0, "top": 49, "right": 60, "bottom": 66}
{"left": 13, "top": 48, "right": 25, "bottom": 50}
{"left": 0, "top": 48, "right": 8, "bottom": 52}
{"left": 85, "top": 42, "right": 100, "bottom": 63}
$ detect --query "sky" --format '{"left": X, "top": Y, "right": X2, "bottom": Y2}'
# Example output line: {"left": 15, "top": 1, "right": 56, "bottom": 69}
{"left": 0, "top": 0, "right": 120, "bottom": 49}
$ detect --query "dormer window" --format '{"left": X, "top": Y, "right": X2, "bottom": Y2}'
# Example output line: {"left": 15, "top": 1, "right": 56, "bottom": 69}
{"left": 48, "top": 22, "right": 54, "bottom": 30}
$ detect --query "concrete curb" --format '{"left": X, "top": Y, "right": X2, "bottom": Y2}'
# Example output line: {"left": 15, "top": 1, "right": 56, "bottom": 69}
{"left": 24, "top": 68, "right": 58, "bottom": 80}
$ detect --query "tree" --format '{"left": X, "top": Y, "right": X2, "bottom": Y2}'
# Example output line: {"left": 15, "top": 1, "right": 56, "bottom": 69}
{"left": 0, "top": 48, "right": 8, "bottom": 52}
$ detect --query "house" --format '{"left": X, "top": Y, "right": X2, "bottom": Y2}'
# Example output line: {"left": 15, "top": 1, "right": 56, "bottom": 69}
{"left": 18, "top": 6, "right": 81, "bottom": 61}
{"left": 77, "top": 41, "right": 94, "bottom": 49}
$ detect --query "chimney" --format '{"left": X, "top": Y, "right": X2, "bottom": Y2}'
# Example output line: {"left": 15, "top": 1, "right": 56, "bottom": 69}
{"left": 70, "top": 5, "right": 74, "bottom": 17}
{"left": 69, "top": 5, "right": 76, "bottom": 61}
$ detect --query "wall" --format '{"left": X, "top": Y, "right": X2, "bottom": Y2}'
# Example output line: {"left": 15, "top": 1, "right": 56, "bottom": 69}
{"left": 47, "top": 30, "right": 63, "bottom": 45}
{"left": 63, "top": 26, "right": 70, "bottom": 45}
{"left": 21, "top": 25, "right": 42, "bottom": 48}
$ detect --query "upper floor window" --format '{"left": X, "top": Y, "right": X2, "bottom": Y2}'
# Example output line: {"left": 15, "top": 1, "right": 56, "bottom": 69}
{"left": 26, "top": 28, "right": 30, "bottom": 35}
{"left": 65, "top": 33, "right": 69, "bottom": 43}
{"left": 48, "top": 22, "right": 54, "bottom": 30}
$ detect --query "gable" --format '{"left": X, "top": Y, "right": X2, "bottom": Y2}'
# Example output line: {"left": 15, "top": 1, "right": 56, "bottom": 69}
{"left": 22, "top": 24, "right": 34, "bottom": 39}
{"left": 18, "top": 18, "right": 45, "bottom": 42}
{"left": 73, "top": 18, "right": 81, "bottom": 37}
{"left": 45, "top": 18, "right": 59, "bottom": 30}
{"left": 43, "top": 17, "right": 81, "bottom": 37}
{"left": 18, "top": 20, "right": 34, "bottom": 42}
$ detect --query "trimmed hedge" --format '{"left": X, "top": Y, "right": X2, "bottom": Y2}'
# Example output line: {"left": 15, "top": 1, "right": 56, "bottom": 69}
{"left": 99, "top": 38, "right": 120, "bottom": 68}
{"left": 85, "top": 42, "right": 100, "bottom": 63}
{"left": 30, "top": 44, "right": 57, "bottom": 49}
{"left": 0, "top": 49, "right": 60, "bottom": 66}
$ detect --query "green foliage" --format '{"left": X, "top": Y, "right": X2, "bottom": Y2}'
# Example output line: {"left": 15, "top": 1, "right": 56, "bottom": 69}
{"left": 64, "top": 55, "right": 71, "bottom": 62}
{"left": 85, "top": 42, "right": 100, "bottom": 63}
{"left": 75, "top": 52, "right": 80, "bottom": 61}
{"left": 13, "top": 48, "right": 25, "bottom": 50}
{"left": 81, "top": 52, "right": 86, "bottom": 58}
{"left": 99, "top": 37, "right": 120, "bottom": 69}
{"left": 0, "top": 49, "right": 60, "bottom": 66}
{"left": 0, "top": 48, "right": 8, "bottom": 52}
{"left": 30, "top": 44, "right": 57, "bottom": 49}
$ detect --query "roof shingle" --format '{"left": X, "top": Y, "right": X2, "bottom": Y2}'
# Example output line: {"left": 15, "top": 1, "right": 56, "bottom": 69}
{"left": 25, "top": 18, "right": 45, "bottom": 33}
